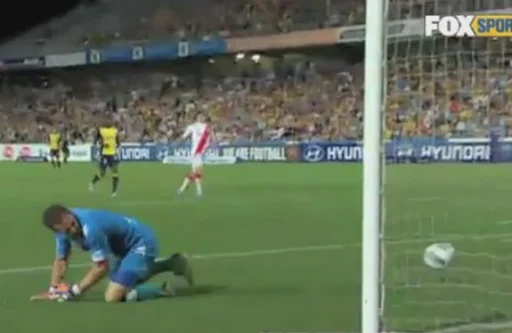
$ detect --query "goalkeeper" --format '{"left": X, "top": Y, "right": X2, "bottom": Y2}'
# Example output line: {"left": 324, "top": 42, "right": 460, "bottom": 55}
{"left": 32, "top": 204, "right": 193, "bottom": 303}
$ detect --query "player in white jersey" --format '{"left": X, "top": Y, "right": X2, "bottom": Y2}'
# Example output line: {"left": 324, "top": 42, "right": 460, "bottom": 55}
{"left": 177, "top": 114, "right": 213, "bottom": 197}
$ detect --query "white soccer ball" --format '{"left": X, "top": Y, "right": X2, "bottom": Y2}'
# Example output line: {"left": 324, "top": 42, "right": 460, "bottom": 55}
{"left": 423, "top": 243, "right": 454, "bottom": 269}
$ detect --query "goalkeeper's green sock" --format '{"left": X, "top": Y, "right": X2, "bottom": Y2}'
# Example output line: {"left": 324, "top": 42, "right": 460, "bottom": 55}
{"left": 125, "top": 284, "right": 168, "bottom": 302}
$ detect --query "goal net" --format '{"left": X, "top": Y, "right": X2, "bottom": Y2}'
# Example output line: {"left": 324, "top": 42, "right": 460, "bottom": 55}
{"left": 382, "top": 0, "right": 512, "bottom": 332}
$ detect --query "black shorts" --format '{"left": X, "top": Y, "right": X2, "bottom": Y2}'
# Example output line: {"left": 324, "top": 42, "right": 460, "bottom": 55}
{"left": 62, "top": 147, "right": 69, "bottom": 155}
{"left": 50, "top": 149, "right": 60, "bottom": 158}
{"left": 99, "top": 155, "right": 118, "bottom": 169}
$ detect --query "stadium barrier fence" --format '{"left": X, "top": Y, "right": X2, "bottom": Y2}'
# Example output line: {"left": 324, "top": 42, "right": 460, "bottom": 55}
{"left": 1, "top": 138, "right": 512, "bottom": 163}
{"left": 0, "top": 143, "right": 91, "bottom": 162}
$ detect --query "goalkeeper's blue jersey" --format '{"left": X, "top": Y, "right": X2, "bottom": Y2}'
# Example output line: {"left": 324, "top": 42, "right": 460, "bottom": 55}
{"left": 54, "top": 208, "right": 158, "bottom": 262}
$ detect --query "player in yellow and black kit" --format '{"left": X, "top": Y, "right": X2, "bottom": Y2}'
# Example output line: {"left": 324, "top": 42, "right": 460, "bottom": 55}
{"left": 89, "top": 123, "right": 120, "bottom": 196}
{"left": 61, "top": 133, "right": 70, "bottom": 164}
{"left": 48, "top": 130, "right": 62, "bottom": 168}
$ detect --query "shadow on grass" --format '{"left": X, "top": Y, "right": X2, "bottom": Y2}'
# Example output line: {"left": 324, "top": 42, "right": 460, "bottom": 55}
{"left": 173, "top": 284, "right": 304, "bottom": 298}
{"left": 176, "top": 284, "right": 304, "bottom": 297}
{"left": 31, "top": 284, "right": 302, "bottom": 303}
{"left": 173, "top": 284, "right": 228, "bottom": 298}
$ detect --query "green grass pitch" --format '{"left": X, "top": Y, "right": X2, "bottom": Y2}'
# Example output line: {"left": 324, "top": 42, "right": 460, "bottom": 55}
{"left": 0, "top": 162, "right": 512, "bottom": 333}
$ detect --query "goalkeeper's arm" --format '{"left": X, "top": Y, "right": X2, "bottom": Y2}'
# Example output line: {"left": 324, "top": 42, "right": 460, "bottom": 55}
{"left": 50, "top": 258, "right": 68, "bottom": 288}
{"left": 51, "top": 234, "right": 71, "bottom": 289}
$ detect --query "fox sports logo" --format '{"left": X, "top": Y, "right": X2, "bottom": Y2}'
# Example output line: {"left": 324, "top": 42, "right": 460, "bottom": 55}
{"left": 303, "top": 145, "right": 324, "bottom": 162}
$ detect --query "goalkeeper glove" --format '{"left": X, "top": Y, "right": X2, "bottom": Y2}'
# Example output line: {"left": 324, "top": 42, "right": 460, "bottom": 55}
{"left": 49, "top": 283, "right": 68, "bottom": 294}
{"left": 59, "top": 284, "right": 81, "bottom": 301}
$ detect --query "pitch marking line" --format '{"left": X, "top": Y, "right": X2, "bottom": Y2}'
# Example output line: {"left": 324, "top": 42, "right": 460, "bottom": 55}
{"left": 0, "top": 244, "right": 345, "bottom": 276}
{"left": 408, "top": 197, "right": 443, "bottom": 202}
{"left": 1, "top": 232, "right": 512, "bottom": 276}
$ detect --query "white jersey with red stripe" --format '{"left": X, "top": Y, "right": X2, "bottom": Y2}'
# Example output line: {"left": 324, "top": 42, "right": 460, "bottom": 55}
{"left": 182, "top": 122, "right": 211, "bottom": 170}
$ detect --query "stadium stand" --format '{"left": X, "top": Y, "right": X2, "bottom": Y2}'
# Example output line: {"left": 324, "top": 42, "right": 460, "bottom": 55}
{"left": 0, "top": 0, "right": 510, "bottom": 144}
{"left": 0, "top": 0, "right": 360, "bottom": 58}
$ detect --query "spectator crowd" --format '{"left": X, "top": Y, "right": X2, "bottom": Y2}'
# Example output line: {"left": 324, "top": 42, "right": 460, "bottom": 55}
{"left": 1, "top": 0, "right": 512, "bottom": 143}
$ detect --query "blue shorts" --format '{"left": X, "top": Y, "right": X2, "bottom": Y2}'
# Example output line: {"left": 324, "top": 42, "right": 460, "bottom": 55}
{"left": 110, "top": 240, "right": 158, "bottom": 288}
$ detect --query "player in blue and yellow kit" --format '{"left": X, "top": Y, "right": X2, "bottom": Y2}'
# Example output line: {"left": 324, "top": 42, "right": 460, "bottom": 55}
{"left": 48, "top": 129, "right": 62, "bottom": 168}
{"left": 36, "top": 204, "right": 193, "bottom": 303}
{"left": 89, "top": 122, "right": 120, "bottom": 196}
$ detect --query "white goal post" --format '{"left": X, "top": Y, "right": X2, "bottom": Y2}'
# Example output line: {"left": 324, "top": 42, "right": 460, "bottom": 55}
{"left": 362, "top": 0, "right": 385, "bottom": 331}
{"left": 362, "top": 0, "right": 512, "bottom": 332}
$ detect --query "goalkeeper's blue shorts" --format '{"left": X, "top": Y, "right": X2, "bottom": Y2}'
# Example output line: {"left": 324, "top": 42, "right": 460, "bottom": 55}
{"left": 110, "top": 240, "right": 158, "bottom": 288}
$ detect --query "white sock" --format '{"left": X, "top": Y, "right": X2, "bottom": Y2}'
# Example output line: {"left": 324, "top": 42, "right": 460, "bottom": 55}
{"left": 179, "top": 178, "right": 190, "bottom": 192}
{"left": 195, "top": 179, "right": 202, "bottom": 196}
